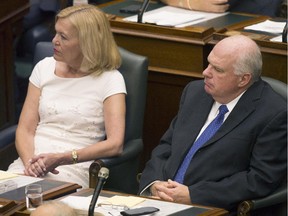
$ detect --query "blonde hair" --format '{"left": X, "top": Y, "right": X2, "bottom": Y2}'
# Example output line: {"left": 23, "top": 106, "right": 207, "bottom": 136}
{"left": 56, "top": 5, "right": 121, "bottom": 75}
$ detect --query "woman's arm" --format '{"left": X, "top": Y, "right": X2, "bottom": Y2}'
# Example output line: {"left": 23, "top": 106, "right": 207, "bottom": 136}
{"left": 77, "top": 92, "right": 126, "bottom": 160}
{"left": 31, "top": 93, "right": 126, "bottom": 174}
{"left": 16, "top": 82, "right": 40, "bottom": 176}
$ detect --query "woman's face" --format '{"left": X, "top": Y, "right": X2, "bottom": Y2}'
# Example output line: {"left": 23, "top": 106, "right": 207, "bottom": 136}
{"left": 52, "top": 18, "right": 83, "bottom": 68}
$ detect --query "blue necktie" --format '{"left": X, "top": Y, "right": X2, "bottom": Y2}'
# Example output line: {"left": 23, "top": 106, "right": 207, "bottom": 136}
{"left": 174, "top": 105, "right": 229, "bottom": 183}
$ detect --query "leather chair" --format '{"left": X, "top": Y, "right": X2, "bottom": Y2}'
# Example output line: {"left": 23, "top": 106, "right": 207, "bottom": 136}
{"left": 237, "top": 76, "right": 287, "bottom": 216}
{"left": 89, "top": 46, "right": 148, "bottom": 194}
{"left": 278, "top": 0, "right": 287, "bottom": 18}
{"left": 1, "top": 41, "right": 148, "bottom": 195}
{"left": 16, "top": 0, "right": 62, "bottom": 58}
{"left": 0, "top": 125, "right": 18, "bottom": 171}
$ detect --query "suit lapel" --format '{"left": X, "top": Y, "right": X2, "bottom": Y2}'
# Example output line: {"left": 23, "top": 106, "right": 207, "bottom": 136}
{"left": 202, "top": 80, "right": 263, "bottom": 148}
{"left": 179, "top": 94, "right": 214, "bottom": 154}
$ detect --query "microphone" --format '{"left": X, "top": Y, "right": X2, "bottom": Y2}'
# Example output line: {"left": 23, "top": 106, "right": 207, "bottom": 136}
{"left": 137, "top": 0, "right": 150, "bottom": 23}
{"left": 88, "top": 167, "right": 109, "bottom": 216}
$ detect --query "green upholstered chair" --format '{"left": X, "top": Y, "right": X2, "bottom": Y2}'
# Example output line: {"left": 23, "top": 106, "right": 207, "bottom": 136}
{"left": 237, "top": 76, "right": 287, "bottom": 216}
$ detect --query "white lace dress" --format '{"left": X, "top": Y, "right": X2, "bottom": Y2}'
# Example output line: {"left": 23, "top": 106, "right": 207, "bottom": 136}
{"left": 8, "top": 57, "right": 126, "bottom": 188}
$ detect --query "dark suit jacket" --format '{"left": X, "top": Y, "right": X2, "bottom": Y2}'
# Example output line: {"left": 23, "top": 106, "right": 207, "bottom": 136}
{"left": 139, "top": 79, "right": 287, "bottom": 212}
{"left": 228, "top": 0, "right": 282, "bottom": 17}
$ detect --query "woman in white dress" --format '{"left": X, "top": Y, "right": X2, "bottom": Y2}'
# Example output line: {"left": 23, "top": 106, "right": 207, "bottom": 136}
{"left": 8, "top": 5, "right": 126, "bottom": 189}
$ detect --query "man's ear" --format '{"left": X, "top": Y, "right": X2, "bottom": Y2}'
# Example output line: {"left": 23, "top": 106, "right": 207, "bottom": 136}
{"left": 239, "top": 73, "right": 252, "bottom": 87}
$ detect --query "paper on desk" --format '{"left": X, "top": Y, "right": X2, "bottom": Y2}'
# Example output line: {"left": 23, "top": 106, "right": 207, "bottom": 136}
{"left": 244, "top": 20, "right": 286, "bottom": 34}
{"left": 61, "top": 195, "right": 145, "bottom": 209}
{"left": 0, "top": 171, "right": 18, "bottom": 194}
{"left": 138, "top": 198, "right": 193, "bottom": 215}
{"left": 270, "top": 35, "right": 283, "bottom": 42}
{"left": 0, "top": 170, "right": 18, "bottom": 180}
{"left": 0, "top": 180, "right": 17, "bottom": 194}
{"left": 60, "top": 195, "right": 94, "bottom": 211}
{"left": 124, "top": 6, "right": 227, "bottom": 27}
{"left": 61, "top": 195, "right": 120, "bottom": 215}
{"left": 61, "top": 195, "right": 145, "bottom": 216}
{"left": 104, "top": 195, "right": 146, "bottom": 208}
{"left": 0, "top": 171, "right": 42, "bottom": 190}
{"left": 61, "top": 195, "right": 194, "bottom": 216}
{"left": 130, "top": 10, "right": 204, "bottom": 26}
{"left": 11, "top": 175, "right": 42, "bottom": 188}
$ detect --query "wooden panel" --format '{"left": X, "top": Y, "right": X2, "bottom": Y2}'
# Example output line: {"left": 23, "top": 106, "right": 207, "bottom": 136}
{"left": 115, "top": 33, "right": 210, "bottom": 73}
{"left": 140, "top": 70, "right": 200, "bottom": 170}
{"left": 262, "top": 50, "right": 287, "bottom": 83}
{"left": 110, "top": 17, "right": 213, "bottom": 73}
{"left": 0, "top": 26, "right": 10, "bottom": 128}
{"left": 0, "top": 0, "right": 29, "bottom": 129}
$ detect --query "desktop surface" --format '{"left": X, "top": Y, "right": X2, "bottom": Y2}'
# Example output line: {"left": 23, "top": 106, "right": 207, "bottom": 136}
{"left": 67, "top": 189, "right": 229, "bottom": 216}
{"left": 0, "top": 179, "right": 81, "bottom": 201}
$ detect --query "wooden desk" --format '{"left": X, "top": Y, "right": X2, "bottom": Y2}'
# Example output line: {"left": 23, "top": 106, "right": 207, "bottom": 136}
{"left": 100, "top": 1, "right": 277, "bottom": 171}
{"left": 0, "top": 0, "right": 29, "bottom": 130}
{"left": 0, "top": 198, "right": 25, "bottom": 216}
{"left": 0, "top": 179, "right": 81, "bottom": 215}
{"left": 103, "top": 1, "right": 267, "bottom": 75}
{"left": 61, "top": 188, "right": 229, "bottom": 216}
{"left": 210, "top": 29, "right": 287, "bottom": 84}
{"left": 0, "top": 179, "right": 81, "bottom": 201}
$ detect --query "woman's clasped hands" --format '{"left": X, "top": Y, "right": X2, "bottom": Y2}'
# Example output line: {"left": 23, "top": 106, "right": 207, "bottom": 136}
{"left": 24, "top": 153, "right": 61, "bottom": 177}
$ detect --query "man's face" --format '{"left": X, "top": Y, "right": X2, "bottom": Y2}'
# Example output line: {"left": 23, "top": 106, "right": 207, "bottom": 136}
{"left": 202, "top": 43, "right": 244, "bottom": 104}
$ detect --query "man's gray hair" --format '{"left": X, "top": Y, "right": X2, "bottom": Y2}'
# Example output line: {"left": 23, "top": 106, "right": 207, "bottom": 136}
{"left": 233, "top": 42, "right": 262, "bottom": 82}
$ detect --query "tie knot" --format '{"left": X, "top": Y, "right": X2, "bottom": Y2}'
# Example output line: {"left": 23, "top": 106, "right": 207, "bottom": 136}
{"left": 219, "top": 105, "right": 229, "bottom": 115}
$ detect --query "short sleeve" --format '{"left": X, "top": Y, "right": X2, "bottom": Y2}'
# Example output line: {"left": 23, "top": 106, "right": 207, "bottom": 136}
{"left": 102, "top": 71, "right": 127, "bottom": 101}
{"left": 29, "top": 57, "right": 56, "bottom": 89}
{"left": 29, "top": 61, "right": 42, "bottom": 88}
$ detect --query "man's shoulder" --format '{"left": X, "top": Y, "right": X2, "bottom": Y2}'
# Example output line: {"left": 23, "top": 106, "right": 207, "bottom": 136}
{"left": 186, "top": 79, "right": 204, "bottom": 88}
{"left": 184, "top": 79, "right": 205, "bottom": 93}
{"left": 249, "top": 79, "right": 287, "bottom": 110}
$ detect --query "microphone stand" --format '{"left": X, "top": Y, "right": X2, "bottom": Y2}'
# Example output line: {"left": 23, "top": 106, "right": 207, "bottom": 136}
{"left": 137, "top": 0, "right": 150, "bottom": 23}
{"left": 88, "top": 167, "right": 109, "bottom": 216}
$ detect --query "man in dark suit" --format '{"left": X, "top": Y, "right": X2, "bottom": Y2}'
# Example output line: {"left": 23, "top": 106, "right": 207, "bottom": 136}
{"left": 139, "top": 35, "right": 287, "bottom": 214}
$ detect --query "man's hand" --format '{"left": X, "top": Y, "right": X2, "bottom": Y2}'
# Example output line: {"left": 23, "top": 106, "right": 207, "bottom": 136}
{"left": 150, "top": 179, "right": 191, "bottom": 204}
{"left": 150, "top": 181, "right": 173, "bottom": 201}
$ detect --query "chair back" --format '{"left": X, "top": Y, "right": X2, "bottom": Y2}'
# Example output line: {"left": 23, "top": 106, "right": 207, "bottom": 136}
{"left": 118, "top": 47, "right": 148, "bottom": 143}
{"left": 238, "top": 77, "right": 287, "bottom": 216}
{"left": 263, "top": 76, "right": 287, "bottom": 216}
{"left": 262, "top": 76, "right": 287, "bottom": 100}
{"left": 102, "top": 47, "right": 148, "bottom": 194}
{"left": 33, "top": 42, "right": 54, "bottom": 66}
{"left": 0, "top": 125, "right": 17, "bottom": 170}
